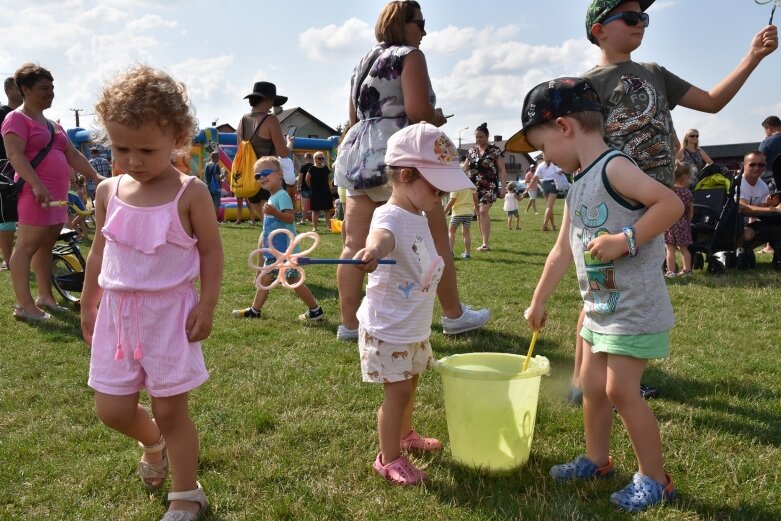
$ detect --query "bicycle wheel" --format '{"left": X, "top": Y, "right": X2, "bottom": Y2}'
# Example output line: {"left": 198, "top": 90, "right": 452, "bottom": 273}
{"left": 51, "top": 254, "right": 84, "bottom": 305}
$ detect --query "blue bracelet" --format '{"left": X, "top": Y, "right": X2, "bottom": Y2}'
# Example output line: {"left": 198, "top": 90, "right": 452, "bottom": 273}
{"left": 623, "top": 226, "right": 638, "bottom": 257}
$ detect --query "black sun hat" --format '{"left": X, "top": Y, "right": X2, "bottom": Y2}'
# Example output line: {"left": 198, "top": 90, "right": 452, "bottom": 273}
{"left": 244, "top": 81, "right": 288, "bottom": 107}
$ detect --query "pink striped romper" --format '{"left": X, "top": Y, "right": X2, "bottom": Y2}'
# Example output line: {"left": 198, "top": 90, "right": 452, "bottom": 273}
{"left": 88, "top": 175, "right": 209, "bottom": 398}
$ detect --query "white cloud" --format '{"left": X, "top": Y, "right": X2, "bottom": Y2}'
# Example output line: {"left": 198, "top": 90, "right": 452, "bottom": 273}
{"left": 75, "top": 5, "right": 129, "bottom": 25}
{"left": 171, "top": 55, "right": 234, "bottom": 100}
{"left": 422, "top": 25, "right": 522, "bottom": 55}
{"left": 299, "top": 18, "right": 374, "bottom": 61}
{"left": 125, "top": 14, "right": 178, "bottom": 32}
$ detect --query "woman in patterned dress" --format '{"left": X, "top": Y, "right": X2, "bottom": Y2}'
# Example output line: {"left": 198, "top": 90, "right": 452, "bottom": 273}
{"left": 465, "top": 123, "right": 507, "bottom": 251}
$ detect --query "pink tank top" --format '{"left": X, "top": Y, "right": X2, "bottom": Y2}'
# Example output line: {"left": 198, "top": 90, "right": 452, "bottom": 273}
{"left": 99, "top": 175, "right": 200, "bottom": 292}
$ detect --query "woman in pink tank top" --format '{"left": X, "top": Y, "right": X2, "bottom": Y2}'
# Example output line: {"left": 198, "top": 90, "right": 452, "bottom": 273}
{"left": 81, "top": 66, "right": 223, "bottom": 521}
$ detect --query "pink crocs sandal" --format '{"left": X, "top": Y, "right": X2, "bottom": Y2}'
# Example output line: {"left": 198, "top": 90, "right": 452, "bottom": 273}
{"left": 401, "top": 430, "right": 442, "bottom": 453}
{"left": 373, "top": 453, "right": 428, "bottom": 486}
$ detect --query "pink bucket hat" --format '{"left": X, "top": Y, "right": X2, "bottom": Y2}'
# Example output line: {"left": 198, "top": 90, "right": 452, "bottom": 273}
{"left": 385, "top": 122, "right": 475, "bottom": 192}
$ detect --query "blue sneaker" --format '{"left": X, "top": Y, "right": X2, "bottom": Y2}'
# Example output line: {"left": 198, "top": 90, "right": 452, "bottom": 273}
{"left": 550, "top": 455, "right": 615, "bottom": 481}
{"left": 610, "top": 472, "right": 676, "bottom": 512}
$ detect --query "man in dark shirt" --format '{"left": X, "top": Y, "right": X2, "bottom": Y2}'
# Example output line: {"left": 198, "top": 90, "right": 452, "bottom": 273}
{"left": 1, "top": 76, "right": 23, "bottom": 270}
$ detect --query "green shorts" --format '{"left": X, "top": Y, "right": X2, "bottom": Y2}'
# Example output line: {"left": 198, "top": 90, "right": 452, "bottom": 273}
{"left": 0, "top": 221, "right": 17, "bottom": 231}
{"left": 581, "top": 326, "right": 670, "bottom": 360}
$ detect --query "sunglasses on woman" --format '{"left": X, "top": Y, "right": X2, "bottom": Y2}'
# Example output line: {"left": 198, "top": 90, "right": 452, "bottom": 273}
{"left": 408, "top": 19, "right": 425, "bottom": 31}
{"left": 600, "top": 11, "right": 650, "bottom": 28}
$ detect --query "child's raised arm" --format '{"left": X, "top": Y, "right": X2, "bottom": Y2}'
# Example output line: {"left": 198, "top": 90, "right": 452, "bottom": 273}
{"left": 186, "top": 181, "right": 224, "bottom": 342}
{"left": 587, "top": 157, "right": 683, "bottom": 263}
{"left": 678, "top": 25, "right": 777, "bottom": 113}
{"left": 353, "top": 227, "right": 395, "bottom": 273}
{"left": 526, "top": 205, "right": 574, "bottom": 331}
{"left": 443, "top": 193, "right": 457, "bottom": 214}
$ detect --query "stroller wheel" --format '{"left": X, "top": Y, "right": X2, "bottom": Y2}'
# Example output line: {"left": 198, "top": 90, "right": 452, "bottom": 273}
{"left": 707, "top": 257, "right": 726, "bottom": 275}
{"left": 692, "top": 252, "right": 704, "bottom": 270}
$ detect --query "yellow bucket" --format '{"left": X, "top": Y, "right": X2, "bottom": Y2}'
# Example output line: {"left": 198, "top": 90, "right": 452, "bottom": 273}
{"left": 435, "top": 352, "right": 550, "bottom": 471}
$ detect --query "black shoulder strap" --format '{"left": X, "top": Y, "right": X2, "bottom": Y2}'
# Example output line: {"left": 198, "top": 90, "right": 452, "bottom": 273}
{"left": 244, "top": 114, "right": 270, "bottom": 141}
{"left": 29, "top": 119, "right": 55, "bottom": 169}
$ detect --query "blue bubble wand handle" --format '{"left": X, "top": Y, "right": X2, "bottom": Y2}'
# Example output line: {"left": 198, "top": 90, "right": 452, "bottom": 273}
{"left": 295, "top": 258, "right": 396, "bottom": 265}
{"left": 756, "top": 0, "right": 780, "bottom": 25}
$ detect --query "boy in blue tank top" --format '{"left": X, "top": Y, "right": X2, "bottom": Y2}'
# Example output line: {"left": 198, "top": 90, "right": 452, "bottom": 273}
{"left": 508, "top": 77, "right": 683, "bottom": 512}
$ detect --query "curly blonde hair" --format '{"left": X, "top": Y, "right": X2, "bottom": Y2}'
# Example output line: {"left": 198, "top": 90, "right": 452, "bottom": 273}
{"left": 94, "top": 65, "right": 197, "bottom": 144}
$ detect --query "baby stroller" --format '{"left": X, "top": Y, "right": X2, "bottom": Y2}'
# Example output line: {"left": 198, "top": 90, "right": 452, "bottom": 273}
{"left": 689, "top": 164, "right": 741, "bottom": 274}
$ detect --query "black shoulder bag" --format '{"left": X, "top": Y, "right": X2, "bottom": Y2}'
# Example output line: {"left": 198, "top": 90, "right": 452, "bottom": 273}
{"left": 0, "top": 119, "right": 56, "bottom": 223}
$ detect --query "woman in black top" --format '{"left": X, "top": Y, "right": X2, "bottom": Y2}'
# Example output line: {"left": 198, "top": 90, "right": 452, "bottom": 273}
{"left": 306, "top": 152, "right": 334, "bottom": 232}
{"left": 297, "top": 152, "right": 313, "bottom": 225}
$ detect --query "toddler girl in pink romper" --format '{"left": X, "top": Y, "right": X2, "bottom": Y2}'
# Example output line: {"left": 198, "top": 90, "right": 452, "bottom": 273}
{"left": 81, "top": 65, "right": 223, "bottom": 521}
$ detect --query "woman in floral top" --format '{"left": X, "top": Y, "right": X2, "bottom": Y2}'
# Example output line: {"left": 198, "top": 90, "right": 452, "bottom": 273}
{"left": 466, "top": 123, "right": 508, "bottom": 251}
{"left": 332, "top": 0, "right": 489, "bottom": 342}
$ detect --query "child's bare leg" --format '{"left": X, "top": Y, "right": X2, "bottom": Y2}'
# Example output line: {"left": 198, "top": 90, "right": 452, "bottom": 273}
{"left": 290, "top": 273, "right": 318, "bottom": 309}
{"left": 664, "top": 243, "right": 676, "bottom": 273}
{"left": 606, "top": 355, "right": 666, "bottom": 484}
{"left": 572, "top": 308, "right": 585, "bottom": 389}
{"left": 94, "top": 392, "right": 164, "bottom": 481}
{"left": 251, "top": 283, "right": 270, "bottom": 311}
{"left": 311, "top": 211, "right": 318, "bottom": 230}
{"left": 462, "top": 225, "right": 472, "bottom": 255}
{"left": 400, "top": 374, "right": 419, "bottom": 437}
{"left": 151, "top": 392, "right": 201, "bottom": 514}
{"left": 515, "top": 215, "right": 521, "bottom": 229}
{"left": 379, "top": 379, "right": 414, "bottom": 464}
{"left": 507, "top": 216, "right": 512, "bottom": 230}
{"left": 678, "top": 245, "right": 692, "bottom": 272}
{"left": 448, "top": 224, "right": 457, "bottom": 252}
{"left": 580, "top": 341, "right": 612, "bottom": 467}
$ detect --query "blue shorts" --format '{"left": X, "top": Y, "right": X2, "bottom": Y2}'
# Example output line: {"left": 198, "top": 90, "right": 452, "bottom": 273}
{"left": 263, "top": 257, "right": 300, "bottom": 280}
{"left": 581, "top": 326, "right": 670, "bottom": 359}
{"left": 541, "top": 179, "right": 557, "bottom": 196}
{"left": 506, "top": 210, "right": 519, "bottom": 217}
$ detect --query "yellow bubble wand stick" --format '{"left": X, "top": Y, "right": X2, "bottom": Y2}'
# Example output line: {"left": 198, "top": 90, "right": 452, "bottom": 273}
{"left": 523, "top": 330, "right": 539, "bottom": 372}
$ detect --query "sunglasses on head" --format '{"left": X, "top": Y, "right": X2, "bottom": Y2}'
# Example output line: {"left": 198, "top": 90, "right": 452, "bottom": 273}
{"left": 600, "top": 11, "right": 649, "bottom": 28}
{"left": 408, "top": 18, "right": 425, "bottom": 31}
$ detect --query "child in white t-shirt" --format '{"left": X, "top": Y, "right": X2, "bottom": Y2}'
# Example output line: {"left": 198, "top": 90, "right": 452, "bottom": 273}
{"left": 354, "top": 122, "right": 475, "bottom": 486}
{"left": 503, "top": 181, "right": 522, "bottom": 230}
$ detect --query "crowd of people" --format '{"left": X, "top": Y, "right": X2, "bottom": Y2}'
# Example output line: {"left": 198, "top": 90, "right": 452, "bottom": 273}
{"left": 1, "top": 0, "right": 779, "bottom": 518}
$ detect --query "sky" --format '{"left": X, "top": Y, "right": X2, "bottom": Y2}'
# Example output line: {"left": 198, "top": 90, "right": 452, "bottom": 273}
{"left": 1, "top": 0, "right": 779, "bottom": 149}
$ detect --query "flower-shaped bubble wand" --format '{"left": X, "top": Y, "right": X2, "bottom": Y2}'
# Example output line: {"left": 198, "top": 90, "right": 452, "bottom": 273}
{"left": 248, "top": 230, "right": 395, "bottom": 290}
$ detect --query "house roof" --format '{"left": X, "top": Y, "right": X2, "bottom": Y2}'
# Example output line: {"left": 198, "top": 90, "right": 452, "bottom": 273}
{"left": 276, "top": 106, "right": 339, "bottom": 136}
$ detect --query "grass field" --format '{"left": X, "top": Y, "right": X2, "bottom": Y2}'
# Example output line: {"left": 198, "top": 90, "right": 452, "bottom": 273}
{"left": 1, "top": 204, "right": 780, "bottom": 520}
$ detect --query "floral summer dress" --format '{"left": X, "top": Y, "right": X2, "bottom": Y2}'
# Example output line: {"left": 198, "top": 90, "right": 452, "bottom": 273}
{"left": 334, "top": 44, "right": 436, "bottom": 190}
{"left": 664, "top": 186, "right": 693, "bottom": 246}
{"left": 467, "top": 144, "right": 503, "bottom": 204}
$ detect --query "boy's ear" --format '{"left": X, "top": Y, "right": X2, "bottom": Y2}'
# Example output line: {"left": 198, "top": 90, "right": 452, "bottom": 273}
{"left": 554, "top": 117, "right": 574, "bottom": 135}
{"left": 590, "top": 22, "right": 604, "bottom": 44}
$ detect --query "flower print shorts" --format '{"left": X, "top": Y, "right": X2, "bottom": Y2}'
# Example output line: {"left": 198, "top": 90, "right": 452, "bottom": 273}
{"left": 358, "top": 327, "right": 434, "bottom": 383}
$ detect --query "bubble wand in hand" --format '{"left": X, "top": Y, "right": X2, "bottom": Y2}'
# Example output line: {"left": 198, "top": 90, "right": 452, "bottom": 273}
{"left": 756, "top": 0, "right": 780, "bottom": 25}
{"left": 247, "top": 229, "right": 395, "bottom": 290}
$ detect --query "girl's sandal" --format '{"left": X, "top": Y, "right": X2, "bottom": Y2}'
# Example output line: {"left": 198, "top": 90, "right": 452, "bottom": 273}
{"left": 138, "top": 436, "right": 168, "bottom": 490}
{"left": 162, "top": 482, "right": 208, "bottom": 521}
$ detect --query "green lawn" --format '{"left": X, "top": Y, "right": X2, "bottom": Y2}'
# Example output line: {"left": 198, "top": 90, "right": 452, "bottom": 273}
{"left": 1, "top": 205, "right": 780, "bottom": 520}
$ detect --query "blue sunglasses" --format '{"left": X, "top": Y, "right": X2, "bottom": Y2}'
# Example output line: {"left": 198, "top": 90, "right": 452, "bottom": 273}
{"left": 600, "top": 11, "right": 649, "bottom": 28}
{"left": 254, "top": 168, "right": 276, "bottom": 179}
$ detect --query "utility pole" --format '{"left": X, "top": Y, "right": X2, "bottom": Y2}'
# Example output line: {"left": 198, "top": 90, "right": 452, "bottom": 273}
{"left": 458, "top": 126, "right": 470, "bottom": 152}
{"left": 70, "top": 108, "right": 83, "bottom": 127}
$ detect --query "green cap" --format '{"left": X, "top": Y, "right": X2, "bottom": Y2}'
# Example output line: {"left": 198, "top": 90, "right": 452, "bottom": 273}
{"left": 586, "top": 0, "right": 655, "bottom": 44}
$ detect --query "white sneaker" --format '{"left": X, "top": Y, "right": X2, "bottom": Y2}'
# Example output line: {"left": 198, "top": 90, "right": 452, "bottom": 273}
{"left": 441, "top": 303, "right": 490, "bottom": 335}
{"left": 336, "top": 324, "right": 359, "bottom": 341}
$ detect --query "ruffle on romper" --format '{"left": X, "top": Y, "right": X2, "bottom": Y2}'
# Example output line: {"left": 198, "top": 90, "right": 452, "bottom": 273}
{"left": 102, "top": 204, "right": 195, "bottom": 254}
